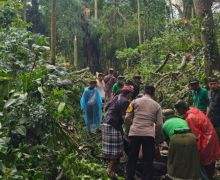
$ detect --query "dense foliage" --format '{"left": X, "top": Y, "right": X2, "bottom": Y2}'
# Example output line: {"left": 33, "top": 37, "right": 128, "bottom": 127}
{"left": 0, "top": 1, "right": 107, "bottom": 179}
{"left": 117, "top": 17, "right": 220, "bottom": 107}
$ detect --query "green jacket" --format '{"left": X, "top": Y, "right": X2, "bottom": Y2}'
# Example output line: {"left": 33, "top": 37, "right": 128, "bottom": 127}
{"left": 112, "top": 83, "right": 123, "bottom": 94}
{"left": 192, "top": 87, "right": 209, "bottom": 112}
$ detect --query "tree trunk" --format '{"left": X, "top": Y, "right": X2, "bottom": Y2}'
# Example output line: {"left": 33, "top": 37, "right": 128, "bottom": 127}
{"left": 113, "top": 0, "right": 116, "bottom": 24}
{"left": 31, "top": 0, "right": 40, "bottom": 33}
{"left": 123, "top": 34, "right": 127, "bottom": 48}
{"left": 82, "top": 14, "right": 100, "bottom": 73}
{"left": 168, "top": 0, "right": 174, "bottom": 19}
{"left": 51, "top": 0, "right": 56, "bottom": 65}
{"left": 137, "top": 0, "right": 142, "bottom": 45}
{"left": 182, "top": 0, "right": 193, "bottom": 19}
{"left": 73, "top": 35, "right": 78, "bottom": 68}
{"left": 21, "top": 0, "right": 27, "bottom": 22}
{"left": 193, "top": 0, "right": 220, "bottom": 75}
{"left": 94, "top": 0, "right": 98, "bottom": 20}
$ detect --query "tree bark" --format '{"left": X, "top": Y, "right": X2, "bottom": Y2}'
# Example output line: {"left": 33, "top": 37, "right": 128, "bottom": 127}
{"left": 51, "top": 0, "right": 56, "bottom": 65}
{"left": 182, "top": 0, "right": 193, "bottom": 19}
{"left": 193, "top": 0, "right": 220, "bottom": 75}
{"left": 113, "top": 0, "right": 116, "bottom": 24}
{"left": 31, "top": 0, "right": 40, "bottom": 33}
{"left": 94, "top": 0, "right": 98, "bottom": 20}
{"left": 168, "top": 0, "right": 174, "bottom": 19}
{"left": 73, "top": 35, "right": 78, "bottom": 68}
{"left": 21, "top": 0, "right": 27, "bottom": 22}
{"left": 137, "top": 0, "right": 142, "bottom": 45}
{"left": 82, "top": 13, "right": 100, "bottom": 73}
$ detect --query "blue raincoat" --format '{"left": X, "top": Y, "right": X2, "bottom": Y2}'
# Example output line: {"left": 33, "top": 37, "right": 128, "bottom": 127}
{"left": 80, "top": 87, "right": 102, "bottom": 132}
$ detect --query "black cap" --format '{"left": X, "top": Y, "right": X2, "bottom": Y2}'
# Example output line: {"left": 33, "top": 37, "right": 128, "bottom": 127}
{"left": 118, "top": 75, "right": 125, "bottom": 80}
{"left": 189, "top": 78, "right": 199, "bottom": 84}
{"left": 126, "top": 80, "right": 133, "bottom": 85}
{"left": 208, "top": 77, "right": 218, "bottom": 83}
{"left": 174, "top": 100, "right": 188, "bottom": 110}
{"left": 89, "top": 80, "right": 97, "bottom": 84}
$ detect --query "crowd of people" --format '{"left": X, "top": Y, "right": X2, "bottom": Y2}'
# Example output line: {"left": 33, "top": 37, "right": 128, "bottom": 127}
{"left": 80, "top": 68, "right": 220, "bottom": 180}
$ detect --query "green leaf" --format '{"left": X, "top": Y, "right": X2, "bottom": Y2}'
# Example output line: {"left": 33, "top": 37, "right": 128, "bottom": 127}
{"left": 0, "top": 76, "right": 13, "bottom": 81}
{"left": 4, "top": 99, "right": 17, "bottom": 109}
{"left": 16, "top": 125, "right": 26, "bottom": 136}
{"left": 58, "top": 102, "right": 66, "bottom": 112}
{"left": 17, "top": 152, "right": 22, "bottom": 158}
{"left": 38, "top": 86, "right": 44, "bottom": 94}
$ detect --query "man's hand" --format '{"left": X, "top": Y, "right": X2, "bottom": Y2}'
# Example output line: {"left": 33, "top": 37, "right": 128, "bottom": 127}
{"left": 82, "top": 110, "right": 86, "bottom": 113}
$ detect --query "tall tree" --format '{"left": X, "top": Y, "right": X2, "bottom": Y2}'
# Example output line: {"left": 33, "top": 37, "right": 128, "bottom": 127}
{"left": 94, "top": 0, "right": 98, "bottom": 20}
{"left": 73, "top": 35, "right": 78, "bottom": 67}
{"left": 82, "top": 12, "right": 100, "bottom": 72}
{"left": 31, "top": 0, "right": 40, "bottom": 33}
{"left": 51, "top": 0, "right": 56, "bottom": 65}
{"left": 137, "top": 0, "right": 142, "bottom": 44}
{"left": 168, "top": 0, "right": 174, "bottom": 19}
{"left": 21, "top": 0, "right": 27, "bottom": 22}
{"left": 193, "top": 0, "right": 220, "bottom": 74}
{"left": 182, "top": 0, "right": 193, "bottom": 19}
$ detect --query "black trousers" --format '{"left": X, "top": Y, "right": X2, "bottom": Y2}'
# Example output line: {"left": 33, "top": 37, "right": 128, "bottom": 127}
{"left": 127, "top": 136, "right": 155, "bottom": 180}
{"left": 204, "top": 162, "right": 215, "bottom": 180}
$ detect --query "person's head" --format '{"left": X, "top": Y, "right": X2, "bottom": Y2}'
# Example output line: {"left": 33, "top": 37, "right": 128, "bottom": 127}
{"left": 144, "top": 85, "right": 155, "bottom": 98}
{"left": 108, "top": 68, "right": 114, "bottom": 74}
{"left": 174, "top": 100, "right": 189, "bottom": 115}
{"left": 162, "top": 109, "right": 175, "bottom": 122}
{"left": 189, "top": 78, "right": 200, "bottom": 91}
{"left": 117, "top": 75, "right": 125, "bottom": 85}
{"left": 97, "top": 73, "right": 104, "bottom": 81}
{"left": 133, "top": 75, "right": 142, "bottom": 84}
{"left": 208, "top": 77, "right": 219, "bottom": 91}
{"left": 125, "top": 80, "right": 133, "bottom": 86}
{"left": 89, "top": 80, "right": 97, "bottom": 89}
{"left": 121, "top": 85, "right": 134, "bottom": 99}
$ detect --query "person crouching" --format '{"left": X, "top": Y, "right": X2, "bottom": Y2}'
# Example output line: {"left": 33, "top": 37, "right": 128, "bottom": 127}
{"left": 162, "top": 109, "right": 201, "bottom": 180}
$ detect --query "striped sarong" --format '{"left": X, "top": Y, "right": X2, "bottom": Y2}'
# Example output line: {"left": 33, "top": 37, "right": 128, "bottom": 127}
{"left": 102, "top": 123, "right": 123, "bottom": 160}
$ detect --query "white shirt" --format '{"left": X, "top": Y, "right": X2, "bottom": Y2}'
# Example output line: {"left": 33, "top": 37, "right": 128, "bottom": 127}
{"left": 96, "top": 79, "right": 105, "bottom": 99}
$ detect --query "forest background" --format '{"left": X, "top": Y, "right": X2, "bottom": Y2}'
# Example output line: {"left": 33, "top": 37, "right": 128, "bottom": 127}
{"left": 0, "top": 0, "right": 220, "bottom": 179}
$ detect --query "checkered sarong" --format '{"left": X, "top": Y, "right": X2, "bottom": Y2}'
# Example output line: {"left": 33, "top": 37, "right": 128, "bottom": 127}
{"left": 102, "top": 123, "right": 123, "bottom": 159}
